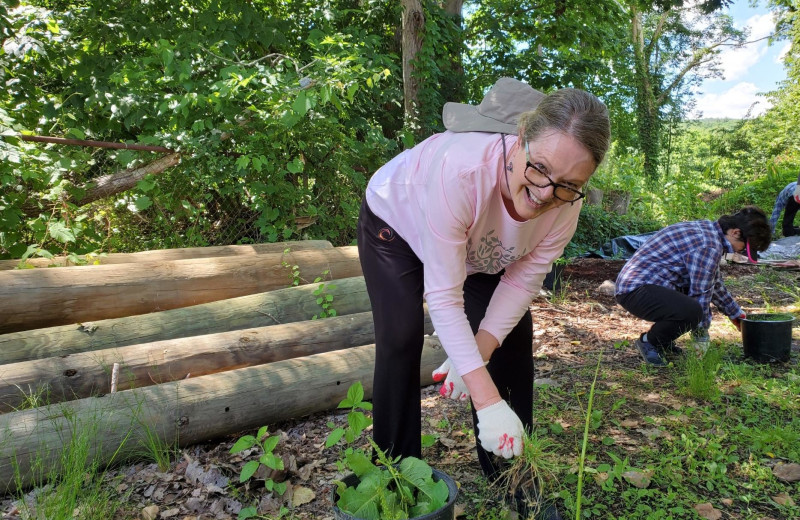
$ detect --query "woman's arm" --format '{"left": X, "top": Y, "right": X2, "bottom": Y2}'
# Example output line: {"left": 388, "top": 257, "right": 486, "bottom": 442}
{"left": 462, "top": 328, "right": 502, "bottom": 410}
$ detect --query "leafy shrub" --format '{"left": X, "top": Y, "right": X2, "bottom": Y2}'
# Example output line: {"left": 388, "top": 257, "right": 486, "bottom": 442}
{"left": 710, "top": 165, "right": 798, "bottom": 217}
{"left": 334, "top": 445, "right": 450, "bottom": 520}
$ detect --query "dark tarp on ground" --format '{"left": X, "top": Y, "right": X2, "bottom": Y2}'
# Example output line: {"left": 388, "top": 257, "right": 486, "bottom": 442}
{"left": 580, "top": 232, "right": 658, "bottom": 260}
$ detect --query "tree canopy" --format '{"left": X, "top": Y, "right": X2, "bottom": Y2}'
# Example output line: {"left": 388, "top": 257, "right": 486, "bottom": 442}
{"left": 1, "top": 0, "right": 797, "bottom": 260}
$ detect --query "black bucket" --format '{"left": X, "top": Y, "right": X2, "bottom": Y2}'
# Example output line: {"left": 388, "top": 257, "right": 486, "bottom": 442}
{"left": 332, "top": 467, "right": 458, "bottom": 520}
{"left": 741, "top": 313, "right": 796, "bottom": 363}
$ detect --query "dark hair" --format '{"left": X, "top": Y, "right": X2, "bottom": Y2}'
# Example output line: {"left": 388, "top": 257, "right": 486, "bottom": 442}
{"left": 718, "top": 206, "right": 771, "bottom": 252}
{"left": 517, "top": 88, "right": 611, "bottom": 169}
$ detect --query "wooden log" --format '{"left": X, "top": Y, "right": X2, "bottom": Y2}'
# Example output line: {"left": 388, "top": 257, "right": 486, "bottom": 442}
{"left": 0, "top": 246, "right": 362, "bottom": 334}
{"left": 0, "top": 240, "right": 333, "bottom": 270}
{"left": 0, "top": 312, "right": 435, "bottom": 412}
{"left": 0, "top": 276, "right": 371, "bottom": 365}
{"left": 0, "top": 340, "right": 448, "bottom": 493}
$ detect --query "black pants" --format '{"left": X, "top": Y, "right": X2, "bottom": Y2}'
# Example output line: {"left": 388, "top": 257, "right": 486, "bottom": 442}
{"left": 615, "top": 285, "right": 704, "bottom": 348}
{"left": 782, "top": 197, "right": 800, "bottom": 237}
{"left": 357, "top": 199, "right": 533, "bottom": 478}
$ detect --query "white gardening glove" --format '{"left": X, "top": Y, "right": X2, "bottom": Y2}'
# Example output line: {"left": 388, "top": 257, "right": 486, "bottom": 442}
{"left": 476, "top": 400, "right": 524, "bottom": 459}
{"left": 794, "top": 184, "right": 800, "bottom": 204}
{"left": 432, "top": 358, "right": 470, "bottom": 401}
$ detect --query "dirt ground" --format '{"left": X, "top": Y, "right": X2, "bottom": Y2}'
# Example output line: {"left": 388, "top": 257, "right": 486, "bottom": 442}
{"left": 2, "top": 258, "right": 798, "bottom": 520}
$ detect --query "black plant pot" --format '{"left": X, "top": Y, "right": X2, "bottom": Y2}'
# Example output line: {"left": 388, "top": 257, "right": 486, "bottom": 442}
{"left": 741, "top": 313, "right": 795, "bottom": 363}
{"left": 332, "top": 468, "right": 459, "bottom": 520}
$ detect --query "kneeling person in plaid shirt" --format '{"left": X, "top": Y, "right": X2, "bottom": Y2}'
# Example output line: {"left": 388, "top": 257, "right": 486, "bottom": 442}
{"left": 614, "top": 206, "right": 772, "bottom": 366}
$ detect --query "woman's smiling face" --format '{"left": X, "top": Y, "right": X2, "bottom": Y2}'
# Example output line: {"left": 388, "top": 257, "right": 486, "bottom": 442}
{"left": 503, "top": 130, "right": 596, "bottom": 222}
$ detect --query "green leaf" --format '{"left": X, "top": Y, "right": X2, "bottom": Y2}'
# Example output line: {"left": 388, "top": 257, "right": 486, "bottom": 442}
{"left": 262, "top": 435, "right": 280, "bottom": 453}
{"left": 293, "top": 91, "right": 310, "bottom": 117}
{"left": 235, "top": 155, "right": 251, "bottom": 171}
{"left": 48, "top": 221, "right": 76, "bottom": 243}
{"left": 237, "top": 506, "right": 257, "bottom": 520}
{"left": 345, "top": 450, "right": 378, "bottom": 478}
{"left": 346, "top": 83, "right": 358, "bottom": 102}
{"left": 286, "top": 157, "right": 304, "bottom": 174}
{"left": 239, "top": 460, "right": 260, "bottom": 482}
{"left": 260, "top": 453, "right": 284, "bottom": 470}
{"left": 347, "top": 381, "right": 365, "bottom": 407}
{"left": 66, "top": 128, "right": 85, "bottom": 139}
{"left": 230, "top": 435, "right": 257, "bottom": 454}
{"left": 136, "top": 177, "right": 156, "bottom": 192}
{"left": 134, "top": 195, "right": 152, "bottom": 211}
{"left": 337, "top": 485, "right": 380, "bottom": 520}
{"left": 325, "top": 428, "right": 346, "bottom": 448}
{"left": 347, "top": 411, "right": 372, "bottom": 433}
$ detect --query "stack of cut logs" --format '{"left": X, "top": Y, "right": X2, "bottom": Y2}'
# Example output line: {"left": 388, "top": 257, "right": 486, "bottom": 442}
{"left": 0, "top": 241, "right": 446, "bottom": 493}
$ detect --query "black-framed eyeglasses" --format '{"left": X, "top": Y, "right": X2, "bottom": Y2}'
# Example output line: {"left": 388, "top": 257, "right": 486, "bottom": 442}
{"left": 525, "top": 141, "right": 585, "bottom": 203}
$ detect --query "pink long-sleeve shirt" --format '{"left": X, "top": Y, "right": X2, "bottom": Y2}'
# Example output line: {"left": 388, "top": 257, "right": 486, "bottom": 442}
{"left": 365, "top": 131, "right": 582, "bottom": 376}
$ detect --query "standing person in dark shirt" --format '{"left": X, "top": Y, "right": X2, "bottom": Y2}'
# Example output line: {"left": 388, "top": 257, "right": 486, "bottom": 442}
{"left": 614, "top": 206, "right": 772, "bottom": 366}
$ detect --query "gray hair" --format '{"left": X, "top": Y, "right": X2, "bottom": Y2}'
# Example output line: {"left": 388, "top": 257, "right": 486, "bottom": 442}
{"left": 517, "top": 88, "right": 610, "bottom": 168}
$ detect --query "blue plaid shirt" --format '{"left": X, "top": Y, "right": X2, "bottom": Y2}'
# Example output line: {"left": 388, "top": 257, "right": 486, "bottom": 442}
{"left": 615, "top": 220, "right": 740, "bottom": 329}
{"left": 769, "top": 181, "right": 798, "bottom": 232}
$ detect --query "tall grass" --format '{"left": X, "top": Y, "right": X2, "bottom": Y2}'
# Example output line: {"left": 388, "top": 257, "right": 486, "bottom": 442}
{"left": 574, "top": 353, "right": 602, "bottom": 520}
{"left": 12, "top": 406, "right": 132, "bottom": 520}
{"left": 678, "top": 345, "right": 722, "bottom": 401}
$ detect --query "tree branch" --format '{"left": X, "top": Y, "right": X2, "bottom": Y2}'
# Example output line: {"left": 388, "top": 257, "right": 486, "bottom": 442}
{"left": 21, "top": 153, "right": 182, "bottom": 217}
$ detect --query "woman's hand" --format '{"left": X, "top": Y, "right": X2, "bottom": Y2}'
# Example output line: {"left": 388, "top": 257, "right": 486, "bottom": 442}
{"left": 432, "top": 359, "right": 470, "bottom": 401}
{"left": 434, "top": 329, "right": 499, "bottom": 402}
{"left": 476, "top": 400, "right": 525, "bottom": 458}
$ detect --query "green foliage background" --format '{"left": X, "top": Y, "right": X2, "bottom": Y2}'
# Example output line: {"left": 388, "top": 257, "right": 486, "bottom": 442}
{"left": 1, "top": 0, "right": 799, "bottom": 261}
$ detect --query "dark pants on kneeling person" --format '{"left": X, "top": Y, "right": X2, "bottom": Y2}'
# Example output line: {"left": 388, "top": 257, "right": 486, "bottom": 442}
{"left": 615, "top": 284, "right": 704, "bottom": 348}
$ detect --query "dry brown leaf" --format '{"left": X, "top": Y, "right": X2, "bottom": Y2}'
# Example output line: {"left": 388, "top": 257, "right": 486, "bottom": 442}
{"left": 636, "top": 428, "right": 663, "bottom": 440}
{"left": 720, "top": 498, "right": 733, "bottom": 507}
{"left": 771, "top": 493, "right": 795, "bottom": 506}
{"left": 773, "top": 463, "right": 800, "bottom": 482}
{"left": 439, "top": 436, "right": 457, "bottom": 448}
{"left": 619, "top": 419, "right": 639, "bottom": 428}
{"left": 291, "top": 486, "right": 316, "bottom": 506}
{"left": 622, "top": 469, "right": 652, "bottom": 489}
{"left": 693, "top": 503, "right": 722, "bottom": 520}
{"left": 141, "top": 505, "right": 159, "bottom": 520}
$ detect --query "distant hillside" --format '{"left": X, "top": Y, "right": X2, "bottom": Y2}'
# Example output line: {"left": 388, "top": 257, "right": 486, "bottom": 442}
{"left": 681, "top": 118, "right": 742, "bottom": 130}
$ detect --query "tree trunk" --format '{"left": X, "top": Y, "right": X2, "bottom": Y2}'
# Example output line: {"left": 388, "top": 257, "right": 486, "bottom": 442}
{"left": 0, "top": 240, "right": 332, "bottom": 270}
{"left": 0, "top": 276, "right": 371, "bottom": 364}
{"left": 402, "top": 0, "right": 424, "bottom": 126}
{"left": 441, "top": 0, "right": 466, "bottom": 109}
{"left": 0, "top": 312, "right": 435, "bottom": 412}
{"left": 0, "top": 246, "right": 362, "bottom": 334}
{"left": 631, "top": 6, "right": 661, "bottom": 180}
{"left": 0, "top": 340, "right": 448, "bottom": 493}
{"left": 442, "top": 0, "right": 463, "bottom": 17}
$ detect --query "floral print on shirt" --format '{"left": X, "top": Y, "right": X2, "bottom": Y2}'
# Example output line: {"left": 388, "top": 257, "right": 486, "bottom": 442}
{"left": 467, "top": 231, "right": 526, "bottom": 273}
